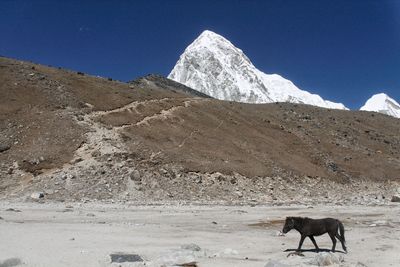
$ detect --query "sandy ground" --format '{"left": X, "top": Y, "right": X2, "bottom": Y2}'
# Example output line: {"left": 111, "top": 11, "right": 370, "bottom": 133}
{"left": 0, "top": 202, "right": 399, "bottom": 267}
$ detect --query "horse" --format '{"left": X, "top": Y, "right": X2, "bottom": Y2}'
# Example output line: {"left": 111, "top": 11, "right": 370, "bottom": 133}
{"left": 282, "top": 217, "right": 347, "bottom": 253}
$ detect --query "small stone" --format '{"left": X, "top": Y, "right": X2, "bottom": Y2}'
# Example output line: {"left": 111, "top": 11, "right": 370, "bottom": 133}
{"left": 390, "top": 195, "right": 400, "bottom": 202}
{"left": 7, "top": 168, "right": 13, "bottom": 174}
{"left": 129, "top": 170, "right": 141, "bottom": 181}
{"left": 181, "top": 243, "right": 201, "bottom": 251}
{"left": 5, "top": 208, "right": 21, "bottom": 212}
{"left": 86, "top": 213, "right": 95, "bottom": 217}
{"left": 91, "top": 151, "right": 101, "bottom": 157}
{"left": 110, "top": 253, "right": 143, "bottom": 263}
{"left": 0, "top": 144, "right": 11, "bottom": 153}
{"left": 30, "top": 192, "right": 45, "bottom": 199}
{"left": 276, "top": 231, "right": 285, "bottom": 236}
{"left": 264, "top": 260, "right": 291, "bottom": 267}
{"left": 72, "top": 157, "right": 83, "bottom": 164}
{"left": 0, "top": 258, "right": 22, "bottom": 267}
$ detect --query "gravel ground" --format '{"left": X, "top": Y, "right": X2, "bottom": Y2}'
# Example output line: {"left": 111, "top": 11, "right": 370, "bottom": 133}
{"left": 0, "top": 201, "right": 399, "bottom": 267}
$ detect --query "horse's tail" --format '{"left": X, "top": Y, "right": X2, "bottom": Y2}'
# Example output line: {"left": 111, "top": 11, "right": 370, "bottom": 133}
{"left": 338, "top": 220, "right": 346, "bottom": 243}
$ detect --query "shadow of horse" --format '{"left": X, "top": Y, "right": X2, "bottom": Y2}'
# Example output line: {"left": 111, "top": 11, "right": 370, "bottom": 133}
{"left": 284, "top": 248, "right": 346, "bottom": 254}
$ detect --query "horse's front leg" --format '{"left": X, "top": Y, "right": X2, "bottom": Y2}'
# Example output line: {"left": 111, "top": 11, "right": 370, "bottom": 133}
{"left": 309, "top": 236, "right": 319, "bottom": 251}
{"left": 297, "top": 235, "right": 306, "bottom": 251}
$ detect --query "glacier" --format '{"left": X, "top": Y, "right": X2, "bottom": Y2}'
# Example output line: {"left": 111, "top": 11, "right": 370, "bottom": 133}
{"left": 168, "top": 30, "right": 348, "bottom": 110}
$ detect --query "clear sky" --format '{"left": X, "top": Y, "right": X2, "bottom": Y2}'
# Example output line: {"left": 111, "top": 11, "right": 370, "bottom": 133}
{"left": 1, "top": 0, "right": 399, "bottom": 109}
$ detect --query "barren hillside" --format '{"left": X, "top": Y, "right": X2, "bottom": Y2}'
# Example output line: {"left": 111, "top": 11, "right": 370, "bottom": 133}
{"left": 1, "top": 56, "right": 399, "bottom": 203}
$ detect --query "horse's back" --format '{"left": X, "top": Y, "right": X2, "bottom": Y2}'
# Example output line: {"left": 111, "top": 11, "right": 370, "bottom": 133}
{"left": 304, "top": 217, "right": 339, "bottom": 235}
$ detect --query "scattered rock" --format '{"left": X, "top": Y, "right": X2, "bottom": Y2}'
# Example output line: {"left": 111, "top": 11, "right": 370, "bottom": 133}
{"left": 181, "top": 243, "right": 201, "bottom": 252}
{"left": 355, "top": 262, "right": 368, "bottom": 267}
{"left": 390, "top": 195, "right": 400, "bottom": 202}
{"left": 59, "top": 209, "right": 73, "bottom": 213}
{"left": 156, "top": 248, "right": 201, "bottom": 266}
{"left": 0, "top": 257, "right": 22, "bottom": 267}
{"left": 309, "top": 252, "right": 343, "bottom": 266}
{"left": 287, "top": 251, "right": 304, "bottom": 257}
{"left": 30, "top": 192, "right": 45, "bottom": 199}
{"left": 91, "top": 151, "right": 101, "bottom": 157}
{"left": 109, "top": 253, "right": 143, "bottom": 263}
{"left": 264, "top": 259, "right": 291, "bottom": 267}
{"left": 276, "top": 231, "right": 285, "bottom": 236}
{"left": 129, "top": 170, "right": 141, "bottom": 182}
{"left": 71, "top": 157, "right": 83, "bottom": 164}
{"left": 86, "top": 213, "right": 95, "bottom": 217}
{"left": 0, "top": 144, "right": 11, "bottom": 153}
{"left": 175, "top": 262, "right": 198, "bottom": 267}
{"left": 5, "top": 208, "right": 21, "bottom": 212}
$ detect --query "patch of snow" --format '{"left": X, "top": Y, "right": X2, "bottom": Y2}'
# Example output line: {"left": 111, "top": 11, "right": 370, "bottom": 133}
{"left": 360, "top": 93, "right": 400, "bottom": 118}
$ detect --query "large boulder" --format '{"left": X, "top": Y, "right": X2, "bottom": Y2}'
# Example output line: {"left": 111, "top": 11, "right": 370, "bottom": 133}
{"left": 309, "top": 252, "right": 343, "bottom": 266}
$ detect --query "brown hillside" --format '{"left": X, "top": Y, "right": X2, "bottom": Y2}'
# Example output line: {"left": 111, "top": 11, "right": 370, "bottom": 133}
{"left": 1, "top": 56, "right": 399, "bottom": 203}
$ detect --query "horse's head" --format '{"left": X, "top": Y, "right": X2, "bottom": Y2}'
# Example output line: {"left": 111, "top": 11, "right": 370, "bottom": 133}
{"left": 282, "top": 217, "right": 295, "bottom": 233}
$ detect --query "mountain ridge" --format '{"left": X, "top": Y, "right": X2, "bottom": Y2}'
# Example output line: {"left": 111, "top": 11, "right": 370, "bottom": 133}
{"left": 168, "top": 30, "right": 348, "bottom": 110}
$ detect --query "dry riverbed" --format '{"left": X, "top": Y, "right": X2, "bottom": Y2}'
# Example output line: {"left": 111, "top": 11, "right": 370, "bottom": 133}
{"left": 0, "top": 202, "right": 399, "bottom": 267}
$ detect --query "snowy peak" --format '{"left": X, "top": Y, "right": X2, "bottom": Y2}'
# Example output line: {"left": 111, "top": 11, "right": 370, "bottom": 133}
{"left": 360, "top": 93, "right": 400, "bottom": 118}
{"left": 168, "top": 30, "right": 347, "bottom": 110}
{"left": 185, "top": 30, "right": 252, "bottom": 64}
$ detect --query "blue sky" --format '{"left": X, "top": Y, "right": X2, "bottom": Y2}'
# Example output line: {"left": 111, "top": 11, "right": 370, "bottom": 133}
{"left": 1, "top": 0, "right": 399, "bottom": 109}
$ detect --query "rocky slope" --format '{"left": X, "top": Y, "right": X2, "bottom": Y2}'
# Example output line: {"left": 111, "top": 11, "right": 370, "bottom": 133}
{"left": 1, "top": 56, "right": 400, "bottom": 204}
{"left": 168, "top": 30, "right": 347, "bottom": 110}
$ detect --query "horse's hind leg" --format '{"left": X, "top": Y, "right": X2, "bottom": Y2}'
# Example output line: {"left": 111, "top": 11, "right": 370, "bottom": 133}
{"left": 309, "top": 236, "right": 319, "bottom": 251}
{"left": 335, "top": 232, "right": 347, "bottom": 252}
{"left": 328, "top": 232, "right": 337, "bottom": 252}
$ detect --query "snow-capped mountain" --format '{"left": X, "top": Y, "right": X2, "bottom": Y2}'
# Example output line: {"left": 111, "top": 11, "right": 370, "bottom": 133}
{"left": 360, "top": 93, "right": 400, "bottom": 118}
{"left": 168, "top": 30, "right": 347, "bottom": 110}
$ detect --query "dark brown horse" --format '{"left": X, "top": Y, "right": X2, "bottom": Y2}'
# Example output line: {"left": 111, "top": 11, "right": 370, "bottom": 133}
{"left": 282, "top": 217, "right": 347, "bottom": 253}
